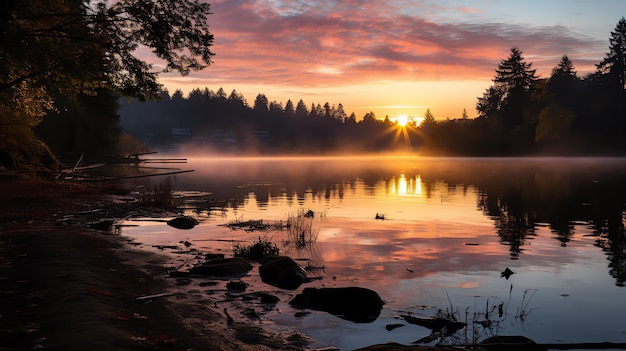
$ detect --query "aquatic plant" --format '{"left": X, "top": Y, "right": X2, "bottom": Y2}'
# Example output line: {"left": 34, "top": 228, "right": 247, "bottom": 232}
{"left": 138, "top": 176, "right": 175, "bottom": 208}
{"left": 286, "top": 209, "right": 319, "bottom": 249}
{"left": 232, "top": 236, "right": 281, "bottom": 261}
{"left": 411, "top": 285, "right": 537, "bottom": 346}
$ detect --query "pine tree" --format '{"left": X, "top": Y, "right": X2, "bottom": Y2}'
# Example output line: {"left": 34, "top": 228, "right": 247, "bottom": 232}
{"left": 253, "top": 94, "right": 269, "bottom": 113}
{"left": 423, "top": 108, "right": 435, "bottom": 124}
{"left": 295, "top": 99, "right": 308, "bottom": 118}
{"left": 494, "top": 48, "right": 538, "bottom": 93}
{"left": 597, "top": 17, "right": 626, "bottom": 90}
{"left": 476, "top": 48, "right": 538, "bottom": 127}
{"left": 284, "top": 99, "right": 295, "bottom": 117}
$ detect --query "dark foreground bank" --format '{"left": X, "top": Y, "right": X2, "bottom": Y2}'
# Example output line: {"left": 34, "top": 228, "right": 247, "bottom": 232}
{"left": 0, "top": 176, "right": 461, "bottom": 351}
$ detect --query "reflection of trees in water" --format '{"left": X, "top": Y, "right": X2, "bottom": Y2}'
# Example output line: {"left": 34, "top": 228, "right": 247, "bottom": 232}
{"left": 475, "top": 167, "right": 626, "bottom": 285}
{"left": 179, "top": 159, "right": 626, "bottom": 286}
{"left": 494, "top": 211, "right": 536, "bottom": 259}
{"left": 478, "top": 186, "right": 537, "bottom": 258}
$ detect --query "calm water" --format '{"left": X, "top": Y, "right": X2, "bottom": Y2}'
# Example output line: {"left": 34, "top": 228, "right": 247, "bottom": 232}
{"left": 121, "top": 156, "right": 626, "bottom": 350}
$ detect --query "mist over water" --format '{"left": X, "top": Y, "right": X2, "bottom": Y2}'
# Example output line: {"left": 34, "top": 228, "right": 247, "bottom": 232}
{"left": 123, "top": 156, "right": 626, "bottom": 349}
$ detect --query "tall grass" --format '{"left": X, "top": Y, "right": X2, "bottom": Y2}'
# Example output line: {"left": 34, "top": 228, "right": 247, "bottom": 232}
{"left": 286, "top": 209, "right": 320, "bottom": 249}
{"left": 138, "top": 176, "right": 174, "bottom": 208}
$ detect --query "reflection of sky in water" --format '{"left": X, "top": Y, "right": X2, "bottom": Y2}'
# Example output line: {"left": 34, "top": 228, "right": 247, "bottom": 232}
{"left": 121, "top": 157, "right": 626, "bottom": 350}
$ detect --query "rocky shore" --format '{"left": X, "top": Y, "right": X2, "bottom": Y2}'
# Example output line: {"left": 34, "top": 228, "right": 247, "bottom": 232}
{"left": 0, "top": 176, "right": 457, "bottom": 351}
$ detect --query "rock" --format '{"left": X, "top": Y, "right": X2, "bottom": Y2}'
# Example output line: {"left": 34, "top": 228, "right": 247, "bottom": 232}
{"left": 260, "top": 293, "right": 280, "bottom": 304}
{"left": 167, "top": 216, "right": 199, "bottom": 230}
{"left": 501, "top": 267, "right": 514, "bottom": 279}
{"left": 289, "top": 286, "right": 384, "bottom": 323}
{"left": 480, "top": 335, "right": 545, "bottom": 351}
{"left": 385, "top": 323, "right": 404, "bottom": 331}
{"left": 258, "top": 256, "right": 307, "bottom": 290}
{"left": 226, "top": 280, "right": 248, "bottom": 291}
{"left": 189, "top": 257, "right": 252, "bottom": 277}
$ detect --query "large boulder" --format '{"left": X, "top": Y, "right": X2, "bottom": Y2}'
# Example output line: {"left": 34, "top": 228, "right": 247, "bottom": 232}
{"left": 188, "top": 257, "right": 252, "bottom": 277}
{"left": 289, "top": 286, "right": 384, "bottom": 323}
{"left": 167, "top": 216, "right": 199, "bottom": 230}
{"left": 258, "top": 256, "right": 307, "bottom": 290}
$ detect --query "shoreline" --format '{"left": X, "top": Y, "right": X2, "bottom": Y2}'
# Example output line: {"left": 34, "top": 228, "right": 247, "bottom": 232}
{"left": 0, "top": 176, "right": 451, "bottom": 351}
{"left": 0, "top": 177, "right": 308, "bottom": 351}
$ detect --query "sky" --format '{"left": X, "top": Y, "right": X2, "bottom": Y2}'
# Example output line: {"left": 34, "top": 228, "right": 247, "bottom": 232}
{"left": 154, "top": 0, "right": 626, "bottom": 121}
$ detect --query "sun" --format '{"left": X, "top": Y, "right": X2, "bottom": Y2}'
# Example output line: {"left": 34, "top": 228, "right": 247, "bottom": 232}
{"left": 396, "top": 115, "right": 409, "bottom": 127}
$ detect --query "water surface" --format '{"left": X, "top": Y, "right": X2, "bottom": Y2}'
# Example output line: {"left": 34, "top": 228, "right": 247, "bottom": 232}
{"left": 122, "top": 156, "right": 626, "bottom": 349}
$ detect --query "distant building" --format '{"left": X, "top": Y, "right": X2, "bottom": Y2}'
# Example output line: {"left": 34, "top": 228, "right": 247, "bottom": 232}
{"left": 209, "top": 130, "right": 238, "bottom": 147}
{"left": 171, "top": 128, "right": 191, "bottom": 141}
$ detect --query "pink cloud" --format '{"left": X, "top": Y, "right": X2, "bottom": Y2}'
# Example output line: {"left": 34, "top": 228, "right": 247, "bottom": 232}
{"left": 157, "top": 0, "right": 607, "bottom": 94}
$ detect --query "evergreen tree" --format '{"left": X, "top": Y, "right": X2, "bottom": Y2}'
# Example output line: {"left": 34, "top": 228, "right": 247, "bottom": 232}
{"left": 476, "top": 48, "right": 538, "bottom": 129}
{"left": 423, "top": 108, "right": 435, "bottom": 124}
{"left": 494, "top": 48, "right": 538, "bottom": 93}
{"left": 346, "top": 112, "right": 357, "bottom": 125}
{"left": 295, "top": 99, "right": 308, "bottom": 118}
{"left": 476, "top": 86, "right": 505, "bottom": 118}
{"left": 269, "top": 101, "right": 283, "bottom": 114}
{"left": 284, "top": 99, "right": 295, "bottom": 117}
{"left": 216, "top": 87, "right": 228, "bottom": 101}
{"left": 597, "top": 17, "right": 626, "bottom": 90}
{"left": 228, "top": 90, "right": 247, "bottom": 107}
{"left": 253, "top": 94, "right": 269, "bottom": 113}
{"left": 336, "top": 103, "right": 348, "bottom": 122}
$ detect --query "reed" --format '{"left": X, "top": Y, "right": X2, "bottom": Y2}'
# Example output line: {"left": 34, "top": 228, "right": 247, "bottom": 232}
{"left": 286, "top": 209, "right": 319, "bottom": 249}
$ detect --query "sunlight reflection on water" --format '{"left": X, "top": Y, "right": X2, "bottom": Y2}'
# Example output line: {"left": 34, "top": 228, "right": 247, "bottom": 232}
{"left": 121, "top": 156, "right": 626, "bottom": 350}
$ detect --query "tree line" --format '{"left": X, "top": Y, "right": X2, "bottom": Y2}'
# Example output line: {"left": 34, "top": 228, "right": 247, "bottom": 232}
{"left": 424, "top": 18, "right": 626, "bottom": 155}
{"left": 118, "top": 88, "right": 419, "bottom": 154}
{"left": 118, "top": 17, "right": 626, "bottom": 156}
{"left": 2, "top": 1, "right": 625, "bottom": 164}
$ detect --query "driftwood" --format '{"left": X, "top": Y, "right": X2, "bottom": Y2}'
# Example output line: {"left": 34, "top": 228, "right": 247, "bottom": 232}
{"left": 135, "top": 292, "right": 175, "bottom": 302}
{"left": 82, "top": 169, "right": 195, "bottom": 181}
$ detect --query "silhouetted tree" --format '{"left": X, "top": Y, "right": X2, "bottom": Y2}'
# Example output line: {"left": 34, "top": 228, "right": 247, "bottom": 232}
{"left": 228, "top": 89, "right": 247, "bottom": 108}
{"left": 295, "top": 99, "right": 308, "bottom": 118}
{"left": 336, "top": 103, "right": 348, "bottom": 122}
{"left": 216, "top": 87, "right": 228, "bottom": 101}
{"left": 476, "top": 86, "right": 505, "bottom": 119}
{"left": 284, "top": 99, "right": 295, "bottom": 117}
{"left": 269, "top": 100, "right": 283, "bottom": 114}
{"left": 597, "top": 17, "right": 626, "bottom": 90}
{"left": 535, "top": 56, "right": 579, "bottom": 146}
{"left": 1, "top": 0, "right": 215, "bottom": 163}
{"left": 253, "top": 94, "right": 269, "bottom": 113}
{"left": 423, "top": 108, "right": 435, "bottom": 125}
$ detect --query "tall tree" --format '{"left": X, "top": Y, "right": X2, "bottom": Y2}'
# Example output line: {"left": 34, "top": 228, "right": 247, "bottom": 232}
{"left": 423, "top": 108, "right": 435, "bottom": 125}
{"left": 597, "top": 17, "right": 626, "bottom": 90}
{"left": 336, "top": 103, "right": 348, "bottom": 122}
{"left": 476, "top": 48, "right": 538, "bottom": 128}
{"left": 295, "top": 99, "right": 308, "bottom": 118}
{"left": 494, "top": 48, "right": 538, "bottom": 93}
{"left": 0, "top": 0, "right": 214, "bottom": 164}
{"left": 284, "top": 99, "right": 295, "bottom": 117}
{"left": 253, "top": 94, "right": 269, "bottom": 113}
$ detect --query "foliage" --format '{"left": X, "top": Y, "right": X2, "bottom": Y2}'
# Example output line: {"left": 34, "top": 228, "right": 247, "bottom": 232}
{"left": 286, "top": 209, "right": 320, "bottom": 249}
{"left": 597, "top": 17, "right": 626, "bottom": 90}
{"left": 232, "top": 236, "right": 281, "bottom": 261}
{"left": 138, "top": 176, "right": 175, "bottom": 209}
{"left": 119, "top": 90, "right": 422, "bottom": 154}
{"left": 0, "top": 0, "right": 214, "bottom": 165}
{"left": 35, "top": 89, "right": 121, "bottom": 155}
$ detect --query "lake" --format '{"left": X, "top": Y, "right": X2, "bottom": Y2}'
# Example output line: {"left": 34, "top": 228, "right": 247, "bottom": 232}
{"left": 120, "top": 156, "right": 626, "bottom": 350}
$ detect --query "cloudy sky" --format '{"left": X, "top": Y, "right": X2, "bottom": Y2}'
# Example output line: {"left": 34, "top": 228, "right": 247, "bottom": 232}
{"left": 157, "top": 0, "right": 625, "bottom": 120}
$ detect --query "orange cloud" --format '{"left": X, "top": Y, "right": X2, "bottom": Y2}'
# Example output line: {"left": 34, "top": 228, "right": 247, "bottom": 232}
{"left": 150, "top": 0, "right": 611, "bottom": 118}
